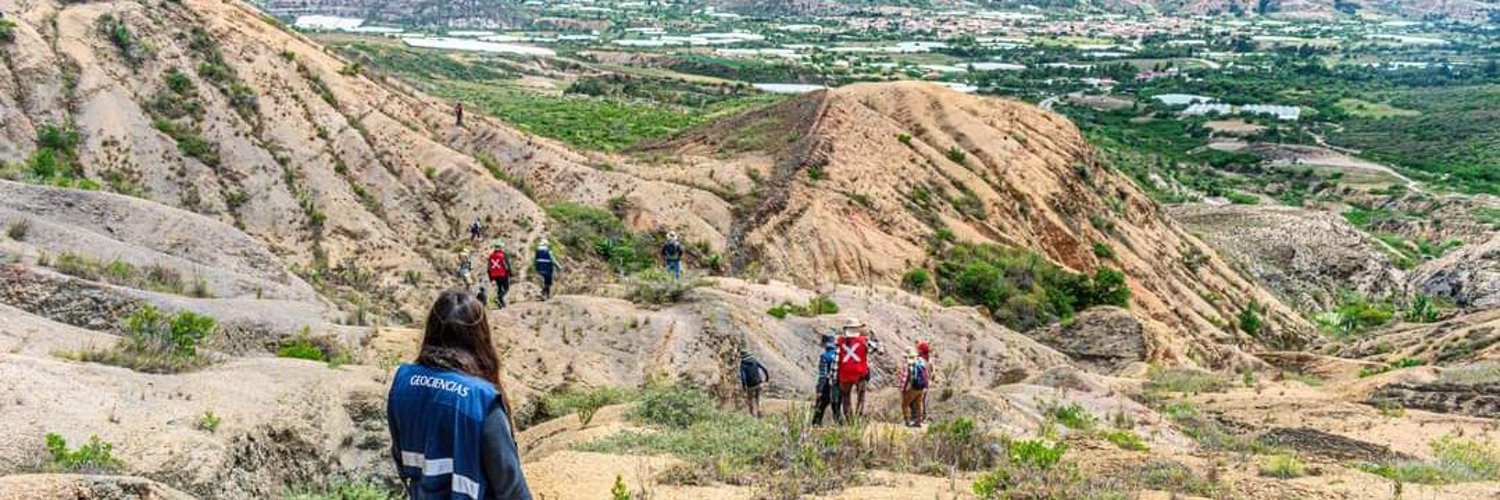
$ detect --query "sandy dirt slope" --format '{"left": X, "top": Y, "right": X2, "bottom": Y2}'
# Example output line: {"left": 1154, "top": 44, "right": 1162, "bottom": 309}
{"left": 638, "top": 81, "right": 1315, "bottom": 364}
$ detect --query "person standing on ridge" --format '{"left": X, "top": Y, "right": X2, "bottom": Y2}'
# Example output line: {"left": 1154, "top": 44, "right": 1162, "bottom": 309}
{"left": 469, "top": 218, "right": 483, "bottom": 242}
{"left": 835, "top": 317, "right": 878, "bottom": 421}
{"left": 455, "top": 101, "right": 465, "bottom": 127}
{"left": 386, "top": 289, "right": 532, "bottom": 500}
{"left": 738, "top": 349, "right": 770, "bottom": 418}
{"left": 533, "top": 237, "right": 559, "bottom": 301}
{"left": 811, "top": 334, "right": 841, "bottom": 426}
{"left": 900, "top": 347, "right": 929, "bottom": 428}
{"left": 487, "top": 240, "right": 512, "bottom": 309}
{"left": 661, "top": 232, "right": 684, "bottom": 280}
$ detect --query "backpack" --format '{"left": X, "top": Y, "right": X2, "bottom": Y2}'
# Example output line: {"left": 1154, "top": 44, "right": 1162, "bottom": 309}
{"left": 488, "top": 250, "right": 509, "bottom": 279}
{"left": 739, "top": 359, "right": 764, "bottom": 387}
{"left": 663, "top": 241, "right": 683, "bottom": 260}
{"left": 909, "top": 360, "right": 929, "bottom": 390}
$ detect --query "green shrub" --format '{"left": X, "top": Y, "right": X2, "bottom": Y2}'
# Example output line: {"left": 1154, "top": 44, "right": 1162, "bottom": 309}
{"left": 1045, "top": 402, "right": 1096, "bottom": 430}
{"left": 546, "top": 202, "right": 655, "bottom": 275}
{"left": 625, "top": 268, "right": 700, "bottom": 304}
{"left": 1225, "top": 191, "right": 1259, "bottom": 205}
{"left": 933, "top": 243, "right": 1131, "bottom": 332}
{"left": 1102, "top": 430, "right": 1149, "bottom": 451}
{"left": 946, "top": 146, "right": 968, "bottom": 165}
{"left": 0, "top": 19, "right": 17, "bottom": 43}
{"left": 1260, "top": 454, "right": 1306, "bottom": 479}
{"left": 766, "top": 295, "right": 840, "bottom": 319}
{"left": 197, "top": 410, "right": 222, "bottom": 432}
{"left": 70, "top": 305, "right": 215, "bottom": 373}
{"left": 1357, "top": 436, "right": 1499, "bottom": 484}
{"left": 629, "top": 382, "right": 718, "bottom": 429}
{"left": 543, "top": 386, "right": 633, "bottom": 426}
{"left": 611, "top": 475, "right": 631, "bottom": 500}
{"left": 1092, "top": 242, "right": 1115, "bottom": 260}
{"left": 1359, "top": 358, "right": 1424, "bottom": 378}
{"left": 901, "top": 268, "right": 930, "bottom": 292}
{"left": 5, "top": 218, "right": 29, "bottom": 240}
{"left": 1403, "top": 294, "right": 1440, "bottom": 323}
{"left": 896, "top": 133, "right": 913, "bottom": 146}
{"left": 45, "top": 433, "right": 123, "bottom": 473}
{"left": 1238, "top": 302, "right": 1263, "bottom": 337}
{"left": 277, "top": 336, "right": 328, "bottom": 362}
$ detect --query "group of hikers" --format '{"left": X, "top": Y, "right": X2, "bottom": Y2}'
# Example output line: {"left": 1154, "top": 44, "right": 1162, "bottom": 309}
{"left": 741, "top": 317, "right": 932, "bottom": 428}
{"left": 385, "top": 221, "right": 931, "bottom": 499}
{"left": 456, "top": 218, "right": 689, "bottom": 309}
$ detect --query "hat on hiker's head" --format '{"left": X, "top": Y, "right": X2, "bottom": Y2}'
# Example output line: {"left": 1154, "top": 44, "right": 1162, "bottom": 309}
{"left": 668, "top": 232, "right": 679, "bottom": 241}
{"left": 821, "top": 334, "right": 835, "bottom": 347}
{"left": 492, "top": 239, "right": 504, "bottom": 249}
{"left": 537, "top": 238, "right": 550, "bottom": 249}
{"left": 905, "top": 347, "right": 918, "bottom": 359}
{"left": 842, "top": 317, "right": 865, "bottom": 334}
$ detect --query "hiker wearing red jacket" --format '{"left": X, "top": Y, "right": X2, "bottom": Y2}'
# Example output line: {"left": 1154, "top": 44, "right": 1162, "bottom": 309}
{"left": 487, "top": 239, "right": 512, "bottom": 308}
{"left": 835, "top": 317, "right": 881, "bottom": 421}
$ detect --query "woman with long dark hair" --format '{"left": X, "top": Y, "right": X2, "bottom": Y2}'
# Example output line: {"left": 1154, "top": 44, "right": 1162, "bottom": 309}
{"left": 387, "top": 289, "right": 531, "bottom": 499}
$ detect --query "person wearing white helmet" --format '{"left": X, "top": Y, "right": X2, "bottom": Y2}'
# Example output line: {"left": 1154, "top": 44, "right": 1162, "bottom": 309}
{"left": 533, "top": 237, "right": 560, "bottom": 301}
{"left": 834, "top": 316, "right": 882, "bottom": 421}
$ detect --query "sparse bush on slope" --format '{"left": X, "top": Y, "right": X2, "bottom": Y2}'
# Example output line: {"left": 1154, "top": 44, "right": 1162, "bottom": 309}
{"left": 66, "top": 305, "right": 216, "bottom": 373}
{"left": 933, "top": 243, "right": 1130, "bottom": 331}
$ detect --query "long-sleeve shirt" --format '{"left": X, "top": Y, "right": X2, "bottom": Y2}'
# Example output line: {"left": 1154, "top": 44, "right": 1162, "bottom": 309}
{"left": 479, "top": 406, "right": 531, "bottom": 500}
{"left": 900, "top": 359, "right": 927, "bottom": 391}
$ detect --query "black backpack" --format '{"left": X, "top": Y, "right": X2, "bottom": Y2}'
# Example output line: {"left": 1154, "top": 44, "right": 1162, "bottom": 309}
{"left": 740, "top": 359, "right": 764, "bottom": 387}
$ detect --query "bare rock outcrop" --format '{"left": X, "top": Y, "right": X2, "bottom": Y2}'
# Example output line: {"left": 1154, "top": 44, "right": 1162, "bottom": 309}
{"left": 1030, "top": 306, "right": 1155, "bottom": 374}
{"left": 1171, "top": 204, "right": 1406, "bottom": 312}
{"left": 1411, "top": 234, "right": 1500, "bottom": 311}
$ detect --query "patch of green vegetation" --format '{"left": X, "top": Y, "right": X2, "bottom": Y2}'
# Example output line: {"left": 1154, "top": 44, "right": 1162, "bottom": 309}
{"left": 1102, "top": 429, "right": 1150, "bottom": 451}
{"left": 541, "top": 386, "right": 634, "bottom": 426}
{"left": 945, "top": 146, "right": 968, "bottom": 166}
{"left": 579, "top": 383, "right": 772, "bottom": 463}
{"left": 1438, "top": 362, "right": 1500, "bottom": 386}
{"left": 433, "top": 83, "right": 776, "bottom": 152}
{"left": 6, "top": 218, "right": 30, "bottom": 240}
{"left": 1145, "top": 367, "right": 1227, "bottom": 395}
{"left": 197, "top": 410, "right": 222, "bottom": 432}
{"left": 45, "top": 433, "right": 123, "bottom": 473}
{"left": 475, "top": 153, "right": 533, "bottom": 197}
{"left": 187, "top": 28, "right": 257, "bottom": 123}
{"left": 766, "top": 295, "right": 840, "bottom": 319}
{"left": 66, "top": 305, "right": 216, "bottom": 373}
{"left": 1331, "top": 85, "right": 1499, "bottom": 194}
{"left": 1260, "top": 454, "right": 1306, "bottom": 479}
{"left": 96, "top": 14, "right": 144, "bottom": 69}
{"left": 1318, "top": 292, "right": 1396, "bottom": 337}
{"left": 1225, "top": 191, "right": 1259, "bottom": 205}
{"left": 1091, "top": 242, "right": 1115, "bottom": 260}
{"left": 0, "top": 19, "right": 18, "bottom": 44}
{"left": 45, "top": 253, "right": 201, "bottom": 296}
{"left": 152, "top": 118, "right": 221, "bottom": 168}
{"left": 1237, "top": 302, "right": 1263, "bottom": 337}
{"left": 0, "top": 123, "right": 100, "bottom": 190}
{"left": 1356, "top": 435, "right": 1499, "bottom": 484}
{"left": 625, "top": 268, "right": 703, "bottom": 304}
{"left": 1358, "top": 358, "right": 1424, "bottom": 378}
{"left": 933, "top": 243, "right": 1129, "bottom": 331}
{"left": 546, "top": 202, "right": 656, "bottom": 275}
{"left": 901, "top": 268, "right": 930, "bottom": 292}
{"left": 1044, "top": 402, "right": 1096, "bottom": 431}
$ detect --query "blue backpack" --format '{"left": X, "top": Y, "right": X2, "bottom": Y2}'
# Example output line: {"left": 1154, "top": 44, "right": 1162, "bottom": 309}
{"left": 909, "top": 360, "right": 929, "bottom": 390}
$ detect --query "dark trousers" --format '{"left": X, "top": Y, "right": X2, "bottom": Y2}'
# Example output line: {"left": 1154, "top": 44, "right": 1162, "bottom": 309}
{"left": 492, "top": 276, "right": 509, "bottom": 308}
{"left": 812, "top": 381, "right": 841, "bottom": 425}
{"left": 538, "top": 269, "right": 553, "bottom": 299}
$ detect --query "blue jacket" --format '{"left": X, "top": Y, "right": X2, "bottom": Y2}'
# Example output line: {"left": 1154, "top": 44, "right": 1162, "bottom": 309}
{"left": 817, "top": 347, "right": 836, "bottom": 387}
{"left": 534, "top": 248, "right": 555, "bottom": 274}
{"left": 387, "top": 364, "right": 502, "bottom": 500}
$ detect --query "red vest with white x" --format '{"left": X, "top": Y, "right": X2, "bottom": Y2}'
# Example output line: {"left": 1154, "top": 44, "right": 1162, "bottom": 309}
{"left": 836, "top": 336, "right": 869, "bottom": 384}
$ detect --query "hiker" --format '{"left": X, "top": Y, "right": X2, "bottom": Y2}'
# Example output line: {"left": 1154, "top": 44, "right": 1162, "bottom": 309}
{"left": 738, "top": 349, "right": 770, "bottom": 418}
{"left": 917, "top": 339, "right": 933, "bottom": 422}
{"left": 457, "top": 249, "right": 474, "bottom": 291}
{"left": 836, "top": 317, "right": 882, "bottom": 421}
{"left": 487, "top": 240, "right": 512, "bottom": 308}
{"left": 900, "top": 347, "right": 929, "bottom": 427}
{"left": 534, "top": 237, "right": 559, "bottom": 301}
{"left": 455, "top": 101, "right": 465, "bottom": 127}
{"left": 386, "top": 289, "right": 532, "bottom": 500}
{"left": 469, "top": 218, "right": 483, "bottom": 242}
{"left": 661, "top": 232, "right": 684, "bottom": 280}
{"left": 812, "top": 334, "right": 841, "bottom": 426}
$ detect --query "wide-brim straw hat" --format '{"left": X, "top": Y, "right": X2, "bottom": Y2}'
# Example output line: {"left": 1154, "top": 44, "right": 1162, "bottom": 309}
{"left": 842, "top": 316, "right": 865, "bottom": 332}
